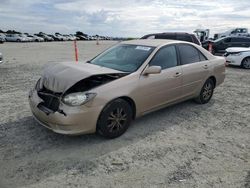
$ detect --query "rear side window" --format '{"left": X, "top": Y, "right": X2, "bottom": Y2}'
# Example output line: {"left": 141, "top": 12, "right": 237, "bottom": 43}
{"left": 176, "top": 35, "right": 193, "bottom": 42}
{"left": 178, "top": 44, "right": 207, "bottom": 65}
{"left": 149, "top": 45, "right": 178, "bottom": 69}
{"left": 155, "top": 34, "right": 176, "bottom": 40}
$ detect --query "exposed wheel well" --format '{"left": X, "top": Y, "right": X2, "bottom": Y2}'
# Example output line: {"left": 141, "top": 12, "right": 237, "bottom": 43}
{"left": 118, "top": 96, "right": 136, "bottom": 119}
{"left": 208, "top": 76, "right": 216, "bottom": 87}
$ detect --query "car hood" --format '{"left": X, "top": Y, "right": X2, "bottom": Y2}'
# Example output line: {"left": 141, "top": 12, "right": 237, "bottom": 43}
{"left": 226, "top": 47, "right": 250, "bottom": 53}
{"left": 40, "top": 62, "right": 123, "bottom": 93}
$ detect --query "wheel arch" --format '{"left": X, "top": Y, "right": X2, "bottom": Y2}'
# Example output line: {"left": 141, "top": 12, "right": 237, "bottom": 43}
{"left": 241, "top": 56, "right": 250, "bottom": 67}
{"left": 208, "top": 76, "right": 216, "bottom": 88}
{"left": 118, "top": 96, "right": 137, "bottom": 119}
{"left": 99, "top": 96, "right": 137, "bottom": 121}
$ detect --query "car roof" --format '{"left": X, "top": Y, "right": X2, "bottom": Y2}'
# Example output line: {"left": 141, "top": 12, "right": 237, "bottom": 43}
{"left": 121, "top": 39, "right": 178, "bottom": 47}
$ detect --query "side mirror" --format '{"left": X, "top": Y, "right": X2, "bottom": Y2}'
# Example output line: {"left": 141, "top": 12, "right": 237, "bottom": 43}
{"left": 143, "top": 66, "right": 161, "bottom": 75}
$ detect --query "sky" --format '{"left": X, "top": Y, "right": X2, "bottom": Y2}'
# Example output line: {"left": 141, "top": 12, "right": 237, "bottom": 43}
{"left": 0, "top": 0, "right": 250, "bottom": 37}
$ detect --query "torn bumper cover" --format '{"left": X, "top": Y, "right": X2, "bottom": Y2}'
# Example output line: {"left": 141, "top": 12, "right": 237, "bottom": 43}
{"left": 28, "top": 62, "right": 125, "bottom": 135}
{"left": 29, "top": 88, "right": 102, "bottom": 135}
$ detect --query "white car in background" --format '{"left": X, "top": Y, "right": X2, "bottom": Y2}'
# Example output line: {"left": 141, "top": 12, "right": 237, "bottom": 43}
{"left": 27, "top": 34, "right": 44, "bottom": 42}
{"left": 225, "top": 47, "right": 250, "bottom": 69}
{"left": 5, "top": 34, "right": 27, "bottom": 42}
{"left": 0, "top": 33, "right": 6, "bottom": 43}
{"left": 20, "top": 34, "right": 33, "bottom": 42}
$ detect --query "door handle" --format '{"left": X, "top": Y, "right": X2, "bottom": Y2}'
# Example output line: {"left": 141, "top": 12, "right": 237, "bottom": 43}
{"left": 203, "top": 64, "right": 208, "bottom": 69}
{"left": 174, "top": 72, "right": 182, "bottom": 77}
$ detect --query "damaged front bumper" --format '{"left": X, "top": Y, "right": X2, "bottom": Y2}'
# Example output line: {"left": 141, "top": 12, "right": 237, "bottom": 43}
{"left": 28, "top": 88, "right": 102, "bottom": 135}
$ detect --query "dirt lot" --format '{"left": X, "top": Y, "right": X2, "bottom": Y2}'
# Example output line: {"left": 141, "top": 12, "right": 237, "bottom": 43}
{"left": 0, "top": 41, "right": 249, "bottom": 188}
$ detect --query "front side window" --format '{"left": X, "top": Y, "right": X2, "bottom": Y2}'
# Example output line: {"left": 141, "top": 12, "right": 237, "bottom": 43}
{"left": 178, "top": 44, "right": 206, "bottom": 65}
{"left": 90, "top": 44, "right": 155, "bottom": 72}
{"left": 149, "top": 45, "right": 178, "bottom": 69}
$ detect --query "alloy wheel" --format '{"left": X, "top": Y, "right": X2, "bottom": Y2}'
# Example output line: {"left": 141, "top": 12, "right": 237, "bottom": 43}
{"left": 202, "top": 82, "right": 213, "bottom": 100}
{"left": 243, "top": 58, "right": 250, "bottom": 69}
{"left": 107, "top": 108, "right": 127, "bottom": 133}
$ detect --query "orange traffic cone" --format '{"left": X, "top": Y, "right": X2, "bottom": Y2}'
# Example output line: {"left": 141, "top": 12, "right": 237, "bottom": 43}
{"left": 208, "top": 43, "right": 213, "bottom": 54}
{"left": 74, "top": 40, "right": 78, "bottom": 63}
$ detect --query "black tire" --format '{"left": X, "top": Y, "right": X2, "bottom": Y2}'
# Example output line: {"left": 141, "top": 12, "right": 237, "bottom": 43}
{"left": 16, "top": 39, "right": 21, "bottom": 42}
{"left": 241, "top": 57, "right": 250, "bottom": 69}
{"left": 211, "top": 49, "right": 215, "bottom": 55}
{"left": 195, "top": 79, "right": 215, "bottom": 104}
{"left": 97, "top": 99, "right": 133, "bottom": 139}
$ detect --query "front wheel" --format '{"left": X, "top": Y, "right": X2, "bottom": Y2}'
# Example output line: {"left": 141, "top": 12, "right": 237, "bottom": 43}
{"left": 241, "top": 57, "right": 250, "bottom": 69}
{"left": 195, "top": 79, "right": 214, "bottom": 104}
{"left": 97, "top": 99, "right": 132, "bottom": 139}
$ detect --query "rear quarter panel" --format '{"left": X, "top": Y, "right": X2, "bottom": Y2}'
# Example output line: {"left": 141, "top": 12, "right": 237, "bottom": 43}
{"left": 211, "top": 56, "right": 226, "bottom": 87}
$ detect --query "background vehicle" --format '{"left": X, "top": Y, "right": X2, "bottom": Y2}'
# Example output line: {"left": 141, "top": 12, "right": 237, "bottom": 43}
{"left": 26, "top": 34, "right": 44, "bottom": 42}
{"left": 48, "top": 34, "right": 62, "bottom": 41}
{"left": 202, "top": 36, "right": 250, "bottom": 54}
{"left": 29, "top": 40, "right": 225, "bottom": 138}
{"left": 69, "top": 34, "right": 77, "bottom": 41}
{"left": 0, "top": 33, "right": 5, "bottom": 43}
{"left": 35, "top": 33, "right": 54, "bottom": 42}
{"left": 224, "top": 47, "right": 250, "bottom": 69}
{"left": 0, "top": 52, "right": 3, "bottom": 64}
{"left": 63, "top": 35, "right": 73, "bottom": 41}
{"left": 141, "top": 32, "right": 201, "bottom": 45}
{"left": 19, "top": 34, "right": 33, "bottom": 42}
{"left": 55, "top": 33, "right": 67, "bottom": 41}
{"left": 77, "top": 35, "right": 88, "bottom": 40}
{"left": 194, "top": 29, "right": 210, "bottom": 42}
{"left": 75, "top": 31, "right": 88, "bottom": 40}
{"left": 5, "top": 34, "right": 27, "bottom": 42}
{"left": 214, "top": 28, "right": 248, "bottom": 39}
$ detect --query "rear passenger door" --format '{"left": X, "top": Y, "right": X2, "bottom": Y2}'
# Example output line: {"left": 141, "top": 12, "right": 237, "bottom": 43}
{"left": 177, "top": 44, "right": 210, "bottom": 97}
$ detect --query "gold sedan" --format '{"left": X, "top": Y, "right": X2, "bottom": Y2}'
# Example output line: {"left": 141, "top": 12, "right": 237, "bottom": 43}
{"left": 29, "top": 39, "right": 225, "bottom": 138}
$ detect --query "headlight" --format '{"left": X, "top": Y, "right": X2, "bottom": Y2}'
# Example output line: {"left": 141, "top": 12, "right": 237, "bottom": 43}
{"left": 62, "top": 92, "right": 96, "bottom": 106}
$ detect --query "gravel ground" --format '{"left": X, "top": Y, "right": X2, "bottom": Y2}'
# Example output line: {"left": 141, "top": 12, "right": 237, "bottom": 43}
{"left": 0, "top": 41, "right": 249, "bottom": 188}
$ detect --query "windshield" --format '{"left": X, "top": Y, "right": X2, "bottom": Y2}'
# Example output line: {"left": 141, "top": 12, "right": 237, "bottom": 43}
{"left": 90, "top": 44, "right": 155, "bottom": 72}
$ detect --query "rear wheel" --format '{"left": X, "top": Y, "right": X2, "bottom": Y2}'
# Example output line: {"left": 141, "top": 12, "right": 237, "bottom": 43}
{"left": 195, "top": 79, "right": 215, "bottom": 104}
{"left": 241, "top": 57, "right": 250, "bottom": 69}
{"left": 97, "top": 99, "right": 132, "bottom": 138}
